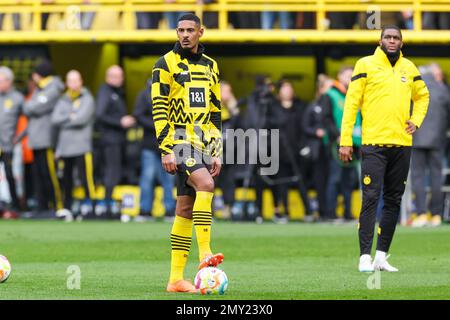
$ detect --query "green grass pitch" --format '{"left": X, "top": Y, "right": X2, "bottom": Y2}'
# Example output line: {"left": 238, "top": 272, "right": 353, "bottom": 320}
{"left": 0, "top": 220, "right": 449, "bottom": 300}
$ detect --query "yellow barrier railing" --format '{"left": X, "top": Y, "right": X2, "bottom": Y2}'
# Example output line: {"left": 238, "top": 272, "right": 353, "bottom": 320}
{"left": 0, "top": 1, "right": 449, "bottom": 43}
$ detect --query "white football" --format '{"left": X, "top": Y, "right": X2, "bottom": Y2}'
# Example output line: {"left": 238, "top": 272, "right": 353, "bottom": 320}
{"left": 0, "top": 255, "right": 11, "bottom": 283}
{"left": 195, "top": 267, "right": 228, "bottom": 295}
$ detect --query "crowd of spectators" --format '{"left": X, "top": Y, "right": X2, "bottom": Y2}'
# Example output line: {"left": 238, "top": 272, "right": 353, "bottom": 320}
{"left": 0, "top": 1, "right": 449, "bottom": 31}
{"left": 0, "top": 59, "right": 449, "bottom": 225}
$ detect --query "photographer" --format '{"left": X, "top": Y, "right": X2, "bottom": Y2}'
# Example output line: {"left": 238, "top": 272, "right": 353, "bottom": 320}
{"left": 242, "top": 76, "right": 279, "bottom": 221}
{"left": 243, "top": 76, "right": 311, "bottom": 222}
{"left": 216, "top": 81, "right": 243, "bottom": 219}
{"left": 302, "top": 87, "right": 336, "bottom": 220}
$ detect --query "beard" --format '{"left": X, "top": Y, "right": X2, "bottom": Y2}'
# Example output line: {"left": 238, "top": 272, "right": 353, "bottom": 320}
{"left": 381, "top": 44, "right": 401, "bottom": 58}
{"left": 179, "top": 40, "right": 193, "bottom": 50}
{"left": 181, "top": 45, "right": 194, "bottom": 54}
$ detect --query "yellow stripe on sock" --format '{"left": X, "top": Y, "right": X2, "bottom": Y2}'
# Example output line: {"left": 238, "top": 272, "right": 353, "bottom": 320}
{"left": 169, "top": 215, "right": 193, "bottom": 284}
{"left": 46, "top": 149, "right": 63, "bottom": 210}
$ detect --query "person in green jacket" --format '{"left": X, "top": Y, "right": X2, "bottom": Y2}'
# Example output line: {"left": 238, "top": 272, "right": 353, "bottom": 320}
{"left": 324, "top": 66, "right": 362, "bottom": 221}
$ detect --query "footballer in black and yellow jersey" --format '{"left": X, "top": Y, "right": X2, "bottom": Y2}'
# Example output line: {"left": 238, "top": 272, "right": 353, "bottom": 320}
{"left": 151, "top": 37, "right": 221, "bottom": 159}
{"left": 151, "top": 13, "right": 224, "bottom": 294}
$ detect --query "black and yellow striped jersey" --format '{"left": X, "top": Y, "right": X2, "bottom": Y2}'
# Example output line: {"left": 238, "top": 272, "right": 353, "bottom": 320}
{"left": 151, "top": 42, "right": 222, "bottom": 157}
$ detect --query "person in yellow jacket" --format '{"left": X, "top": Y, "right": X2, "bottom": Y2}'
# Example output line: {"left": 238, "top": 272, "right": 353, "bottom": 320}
{"left": 151, "top": 13, "right": 223, "bottom": 293}
{"left": 339, "top": 25, "right": 429, "bottom": 273}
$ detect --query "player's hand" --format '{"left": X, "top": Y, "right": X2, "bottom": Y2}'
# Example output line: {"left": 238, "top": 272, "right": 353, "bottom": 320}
{"left": 162, "top": 153, "right": 177, "bottom": 174}
{"left": 339, "top": 146, "right": 353, "bottom": 163}
{"left": 210, "top": 157, "right": 222, "bottom": 178}
{"left": 405, "top": 120, "right": 417, "bottom": 135}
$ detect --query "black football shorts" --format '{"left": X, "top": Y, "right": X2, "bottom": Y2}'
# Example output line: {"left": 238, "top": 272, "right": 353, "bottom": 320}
{"left": 174, "top": 144, "right": 211, "bottom": 197}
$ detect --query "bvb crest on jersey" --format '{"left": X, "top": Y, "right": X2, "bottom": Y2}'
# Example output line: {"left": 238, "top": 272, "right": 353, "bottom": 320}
{"left": 185, "top": 157, "right": 197, "bottom": 167}
{"left": 205, "top": 65, "right": 213, "bottom": 80}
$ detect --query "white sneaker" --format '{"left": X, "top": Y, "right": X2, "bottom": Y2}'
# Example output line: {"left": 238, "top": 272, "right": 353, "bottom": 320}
{"left": 373, "top": 254, "right": 398, "bottom": 272}
{"left": 95, "top": 202, "right": 107, "bottom": 217}
{"left": 80, "top": 203, "right": 93, "bottom": 216}
{"left": 273, "top": 213, "right": 288, "bottom": 224}
{"left": 120, "top": 214, "right": 131, "bottom": 223}
{"left": 56, "top": 208, "right": 73, "bottom": 222}
{"left": 134, "top": 215, "right": 154, "bottom": 223}
{"left": 359, "top": 254, "right": 375, "bottom": 272}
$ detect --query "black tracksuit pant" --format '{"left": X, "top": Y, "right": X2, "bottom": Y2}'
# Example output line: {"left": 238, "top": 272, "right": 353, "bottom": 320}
{"left": 0, "top": 151, "right": 19, "bottom": 210}
{"left": 310, "top": 145, "right": 329, "bottom": 218}
{"left": 62, "top": 154, "right": 95, "bottom": 210}
{"left": 359, "top": 145, "right": 411, "bottom": 256}
{"left": 103, "top": 144, "right": 123, "bottom": 203}
{"left": 216, "top": 163, "right": 236, "bottom": 207}
{"left": 411, "top": 148, "right": 444, "bottom": 215}
{"left": 32, "top": 148, "right": 63, "bottom": 211}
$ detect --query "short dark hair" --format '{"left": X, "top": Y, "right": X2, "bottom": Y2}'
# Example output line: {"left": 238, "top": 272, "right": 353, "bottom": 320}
{"left": 381, "top": 25, "right": 402, "bottom": 39}
{"left": 177, "top": 13, "right": 201, "bottom": 27}
{"left": 275, "top": 78, "right": 292, "bottom": 91}
{"left": 34, "top": 60, "right": 54, "bottom": 77}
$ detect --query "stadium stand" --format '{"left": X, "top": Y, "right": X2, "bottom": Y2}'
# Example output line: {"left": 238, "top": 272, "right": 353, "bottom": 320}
{"left": 0, "top": 1, "right": 449, "bottom": 43}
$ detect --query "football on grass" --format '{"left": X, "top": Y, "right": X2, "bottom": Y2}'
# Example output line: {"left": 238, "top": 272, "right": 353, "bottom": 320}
{"left": 195, "top": 267, "right": 228, "bottom": 295}
{"left": 0, "top": 255, "right": 11, "bottom": 283}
